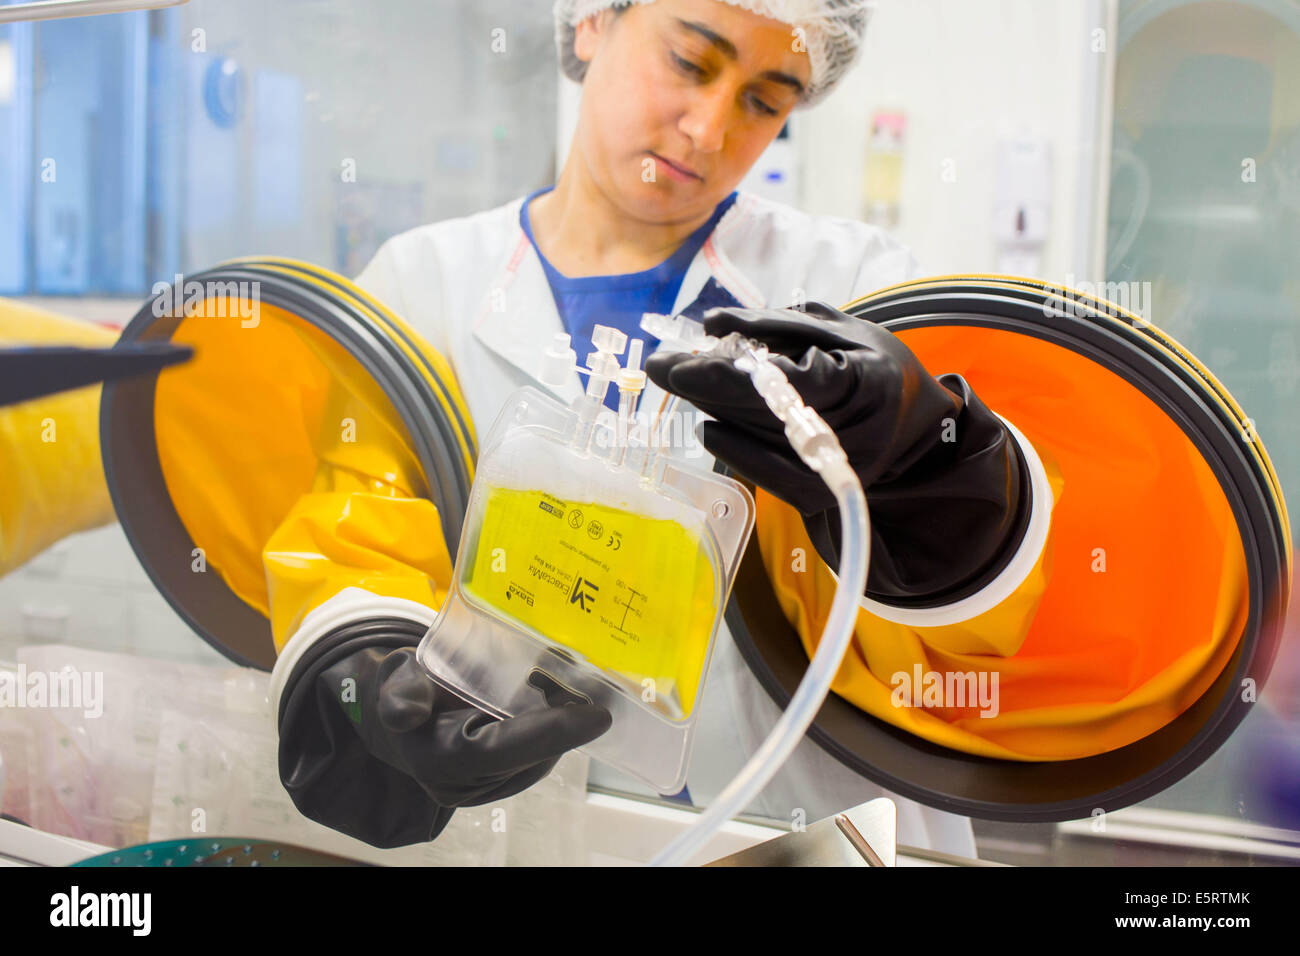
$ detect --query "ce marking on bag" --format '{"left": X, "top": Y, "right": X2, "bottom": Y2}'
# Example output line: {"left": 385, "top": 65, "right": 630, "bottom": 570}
{"left": 566, "top": 508, "right": 621, "bottom": 550}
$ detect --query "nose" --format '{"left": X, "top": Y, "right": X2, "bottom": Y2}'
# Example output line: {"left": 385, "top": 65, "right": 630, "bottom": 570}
{"left": 678, "top": 84, "right": 732, "bottom": 154}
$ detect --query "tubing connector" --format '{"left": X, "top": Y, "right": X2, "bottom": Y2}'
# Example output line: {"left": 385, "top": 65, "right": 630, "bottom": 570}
{"left": 640, "top": 313, "right": 718, "bottom": 353}
{"left": 618, "top": 338, "right": 646, "bottom": 398}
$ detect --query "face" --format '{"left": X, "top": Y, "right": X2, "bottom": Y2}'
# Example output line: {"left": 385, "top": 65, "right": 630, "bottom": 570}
{"left": 572, "top": 0, "right": 811, "bottom": 226}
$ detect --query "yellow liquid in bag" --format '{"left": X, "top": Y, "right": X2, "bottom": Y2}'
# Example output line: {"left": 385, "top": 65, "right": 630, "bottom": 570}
{"left": 460, "top": 486, "right": 719, "bottom": 719}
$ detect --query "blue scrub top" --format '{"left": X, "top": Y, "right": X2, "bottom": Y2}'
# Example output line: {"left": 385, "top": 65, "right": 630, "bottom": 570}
{"left": 520, "top": 186, "right": 738, "bottom": 411}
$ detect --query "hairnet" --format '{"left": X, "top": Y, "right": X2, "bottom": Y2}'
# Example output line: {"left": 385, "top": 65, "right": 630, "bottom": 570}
{"left": 554, "top": 0, "right": 873, "bottom": 107}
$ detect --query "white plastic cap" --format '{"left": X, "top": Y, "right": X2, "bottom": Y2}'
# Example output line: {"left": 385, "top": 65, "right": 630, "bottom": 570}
{"left": 591, "top": 324, "right": 628, "bottom": 355}
{"left": 540, "top": 332, "right": 578, "bottom": 388}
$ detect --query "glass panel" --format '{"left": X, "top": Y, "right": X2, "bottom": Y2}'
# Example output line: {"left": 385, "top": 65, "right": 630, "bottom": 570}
{"left": 1, "top": 0, "right": 1295, "bottom": 864}
{"left": 0, "top": 0, "right": 557, "bottom": 296}
{"left": 0, "top": 6, "right": 32, "bottom": 293}
{"left": 1104, "top": 0, "right": 1300, "bottom": 841}
{"left": 0, "top": 0, "right": 558, "bottom": 669}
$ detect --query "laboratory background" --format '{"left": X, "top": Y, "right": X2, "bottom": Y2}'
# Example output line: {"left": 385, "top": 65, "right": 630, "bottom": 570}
{"left": 0, "top": 0, "right": 1298, "bottom": 867}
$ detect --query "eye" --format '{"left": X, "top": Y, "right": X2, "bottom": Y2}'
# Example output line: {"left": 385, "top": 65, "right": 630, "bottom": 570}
{"left": 671, "top": 51, "right": 707, "bottom": 77}
{"left": 746, "top": 92, "right": 779, "bottom": 117}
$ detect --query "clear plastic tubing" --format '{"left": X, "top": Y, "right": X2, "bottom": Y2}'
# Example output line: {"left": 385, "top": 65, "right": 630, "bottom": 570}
{"left": 649, "top": 338, "right": 871, "bottom": 867}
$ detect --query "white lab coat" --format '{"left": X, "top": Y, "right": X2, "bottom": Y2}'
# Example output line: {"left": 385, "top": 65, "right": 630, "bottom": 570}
{"left": 353, "top": 190, "right": 979, "bottom": 858}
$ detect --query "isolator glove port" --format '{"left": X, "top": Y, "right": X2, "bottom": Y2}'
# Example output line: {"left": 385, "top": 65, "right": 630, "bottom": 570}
{"left": 645, "top": 302, "right": 1032, "bottom": 606}
{"left": 278, "top": 629, "right": 612, "bottom": 849}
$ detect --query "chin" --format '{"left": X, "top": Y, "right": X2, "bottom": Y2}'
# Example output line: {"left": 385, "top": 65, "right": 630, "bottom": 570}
{"left": 620, "top": 178, "right": 722, "bottom": 223}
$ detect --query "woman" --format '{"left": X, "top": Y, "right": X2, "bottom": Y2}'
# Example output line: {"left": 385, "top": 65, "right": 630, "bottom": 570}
{"left": 276, "top": 0, "right": 1050, "bottom": 857}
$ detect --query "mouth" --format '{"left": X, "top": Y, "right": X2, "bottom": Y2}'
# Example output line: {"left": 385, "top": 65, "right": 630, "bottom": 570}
{"left": 650, "top": 152, "right": 703, "bottom": 184}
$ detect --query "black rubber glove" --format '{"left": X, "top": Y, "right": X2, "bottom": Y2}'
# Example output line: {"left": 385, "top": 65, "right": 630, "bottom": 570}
{"left": 278, "top": 624, "right": 611, "bottom": 849}
{"left": 645, "top": 302, "right": 1031, "bottom": 607}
